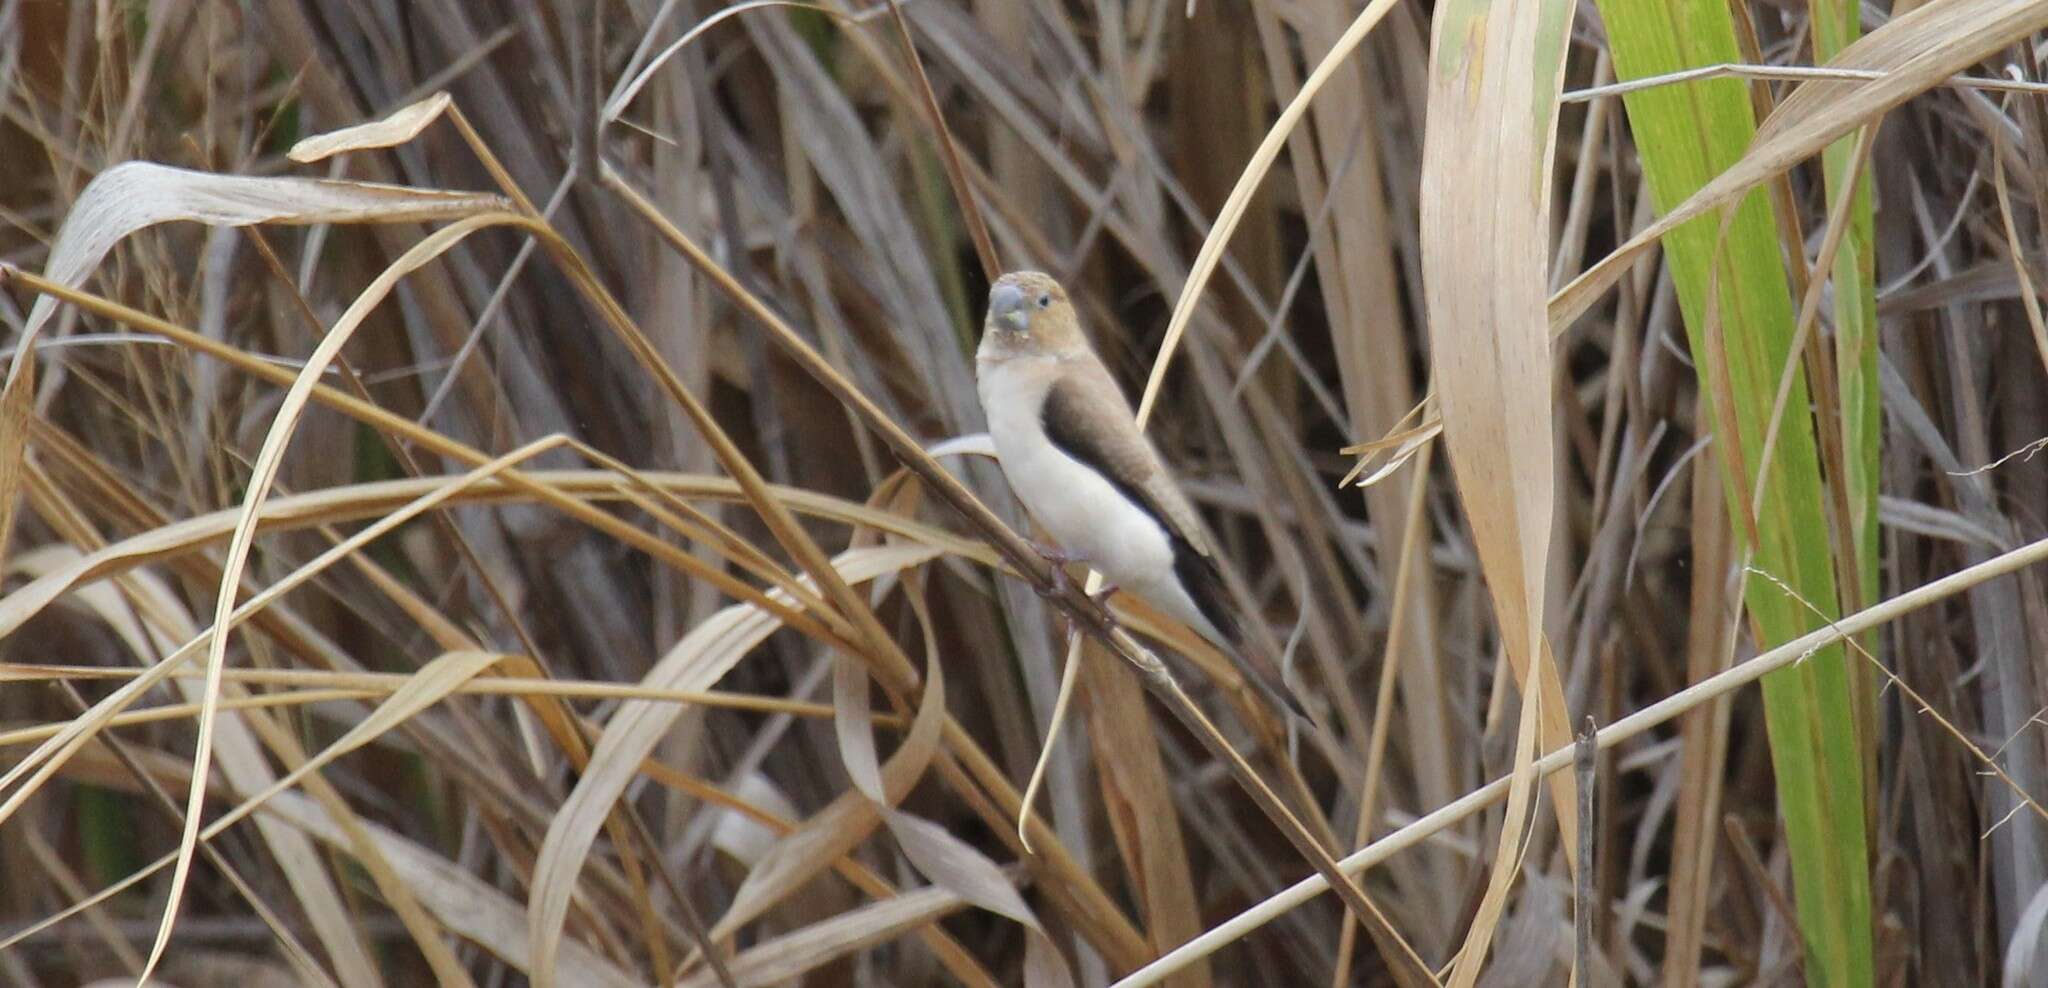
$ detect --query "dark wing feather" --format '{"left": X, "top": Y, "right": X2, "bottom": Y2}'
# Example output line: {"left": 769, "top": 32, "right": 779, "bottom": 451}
{"left": 1039, "top": 373, "right": 1241, "bottom": 648}
{"left": 1040, "top": 371, "right": 1312, "bottom": 724}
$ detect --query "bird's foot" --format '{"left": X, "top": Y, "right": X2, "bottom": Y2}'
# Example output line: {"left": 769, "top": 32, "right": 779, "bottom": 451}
{"left": 1032, "top": 542, "right": 1077, "bottom": 598}
{"left": 1090, "top": 583, "right": 1119, "bottom": 607}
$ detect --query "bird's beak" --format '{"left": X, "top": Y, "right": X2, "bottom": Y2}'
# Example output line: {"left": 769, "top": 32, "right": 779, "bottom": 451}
{"left": 989, "top": 283, "right": 1030, "bottom": 333}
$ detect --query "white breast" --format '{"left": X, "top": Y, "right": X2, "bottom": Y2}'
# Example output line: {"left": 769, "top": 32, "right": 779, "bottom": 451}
{"left": 977, "top": 358, "right": 1178, "bottom": 594}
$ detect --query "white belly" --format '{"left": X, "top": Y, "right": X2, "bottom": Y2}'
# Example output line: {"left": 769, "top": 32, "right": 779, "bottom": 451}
{"left": 978, "top": 360, "right": 1177, "bottom": 593}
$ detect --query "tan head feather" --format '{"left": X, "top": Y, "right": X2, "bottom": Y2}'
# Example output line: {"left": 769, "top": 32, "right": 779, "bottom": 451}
{"left": 979, "top": 270, "right": 1089, "bottom": 361}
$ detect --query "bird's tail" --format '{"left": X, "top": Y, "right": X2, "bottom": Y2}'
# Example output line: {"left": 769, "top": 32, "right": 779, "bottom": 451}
{"left": 1163, "top": 541, "right": 1318, "bottom": 725}
{"left": 1169, "top": 551, "right": 1317, "bottom": 727}
{"left": 1230, "top": 641, "right": 1317, "bottom": 728}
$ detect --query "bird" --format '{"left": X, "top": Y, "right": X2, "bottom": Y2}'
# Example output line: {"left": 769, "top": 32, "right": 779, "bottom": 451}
{"left": 975, "top": 270, "right": 1310, "bottom": 724}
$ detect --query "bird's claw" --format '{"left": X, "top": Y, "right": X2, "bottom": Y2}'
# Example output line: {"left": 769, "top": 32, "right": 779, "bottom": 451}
{"left": 1028, "top": 546, "right": 1122, "bottom": 644}
{"left": 1032, "top": 542, "right": 1075, "bottom": 599}
{"left": 1046, "top": 565, "right": 1070, "bottom": 599}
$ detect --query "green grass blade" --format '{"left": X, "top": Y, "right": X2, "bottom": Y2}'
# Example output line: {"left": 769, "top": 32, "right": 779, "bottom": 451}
{"left": 1593, "top": 1, "right": 1873, "bottom": 984}
{"left": 1808, "top": 0, "right": 1879, "bottom": 606}
{"left": 1808, "top": 0, "right": 1884, "bottom": 808}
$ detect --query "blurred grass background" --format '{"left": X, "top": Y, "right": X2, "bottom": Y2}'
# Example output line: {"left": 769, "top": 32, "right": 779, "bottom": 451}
{"left": 1, "top": 1, "right": 2046, "bottom": 985}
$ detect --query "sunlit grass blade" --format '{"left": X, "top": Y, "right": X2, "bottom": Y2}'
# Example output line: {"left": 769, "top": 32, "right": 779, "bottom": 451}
{"left": 1807, "top": 0, "right": 1883, "bottom": 828}
{"left": 1592, "top": 0, "right": 1871, "bottom": 983}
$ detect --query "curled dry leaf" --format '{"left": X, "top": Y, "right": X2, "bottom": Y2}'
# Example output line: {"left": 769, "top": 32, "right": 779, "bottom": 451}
{"left": 1420, "top": 0, "right": 1579, "bottom": 979}
{"left": 833, "top": 607, "right": 1073, "bottom": 988}
{"left": 288, "top": 92, "right": 454, "bottom": 163}
{"left": 705, "top": 641, "right": 950, "bottom": 943}
{"left": 5, "top": 161, "right": 507, "bottom": 381}
{"left": 527, "top": 544, "right": 942, "bottom": 987}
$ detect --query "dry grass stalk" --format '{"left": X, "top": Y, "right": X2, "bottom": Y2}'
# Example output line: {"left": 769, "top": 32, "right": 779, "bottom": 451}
{"left": 5, "top": 4, "right": 2048, "bottom": 986}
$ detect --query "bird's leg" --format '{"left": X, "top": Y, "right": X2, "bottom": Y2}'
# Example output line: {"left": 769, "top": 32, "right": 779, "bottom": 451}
{"left": 1029, "top": 545, "right": 1122, "bottom": 641}
{"left": 1031, "top": 541, "right": 1078, "bottom": 599}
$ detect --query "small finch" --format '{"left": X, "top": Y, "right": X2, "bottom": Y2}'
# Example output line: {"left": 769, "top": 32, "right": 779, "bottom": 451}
{"left": 975, "top": 270, "right": 1310, "bottom": 724}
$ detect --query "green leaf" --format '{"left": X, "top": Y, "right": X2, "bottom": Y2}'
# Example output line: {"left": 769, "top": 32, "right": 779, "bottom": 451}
{"left": 1593, "top": 1, "right": 1873, "bottom": 984}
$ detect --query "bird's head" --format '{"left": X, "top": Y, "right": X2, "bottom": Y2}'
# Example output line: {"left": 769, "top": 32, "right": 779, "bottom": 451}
{"left": 980, "top": 270, "right": 1082, "bottom": 360}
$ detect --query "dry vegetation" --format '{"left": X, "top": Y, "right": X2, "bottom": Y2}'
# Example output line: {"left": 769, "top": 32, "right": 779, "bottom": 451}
{"left": 3, "top": 1, "right": 2048, "bottom": 986}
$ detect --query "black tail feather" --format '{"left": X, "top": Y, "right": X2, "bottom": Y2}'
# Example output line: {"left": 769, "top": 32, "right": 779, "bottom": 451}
{"left": 1173, "top": 538, "right": 1317, "bottom": 727}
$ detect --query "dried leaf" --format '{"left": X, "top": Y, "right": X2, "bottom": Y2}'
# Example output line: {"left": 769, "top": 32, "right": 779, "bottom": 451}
{"left": 832, "top": 598, "right": 1072, "bottom": 988}
{"left": 1446, "top": 646, "right": 1545, "bottom": 986}
{"left": 527, "top": 544, "right": 943, "bottom": 986}
{"left": 678, "top": 882, "right": 972, "bottom": 988}
{"left": 288, "top": 92, "right": 453, "bottom": 163}
{"left": 1420, "top": 0, "right": 1581, "bottom": 914}
{"left": 5, "top": 161, "right": 506, "bottom": 378}
{"left": 0, "top": 360, "right": 33, "bottom": 577}
{"left": 710, "top": 642, "right": 949, "bottom": 941}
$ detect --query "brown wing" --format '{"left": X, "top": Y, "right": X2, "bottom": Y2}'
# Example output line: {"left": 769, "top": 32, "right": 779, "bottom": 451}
{"left": 1040, "top": 367, "right": 1239, "bottom": 635}
{"left": 1042, "top": 369, "right": 1316, "bottom": 722}
{"left": 1041, "top": 367, "right": 1314, "bottom": 723}
{"left": 1039, "top": 364, "right": 1214, "bottom": 557}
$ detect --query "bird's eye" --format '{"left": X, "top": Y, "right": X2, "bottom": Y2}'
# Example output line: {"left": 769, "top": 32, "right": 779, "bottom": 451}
{"left": 1036, "top": 294, "right": 1052, "bottom": 309}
